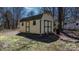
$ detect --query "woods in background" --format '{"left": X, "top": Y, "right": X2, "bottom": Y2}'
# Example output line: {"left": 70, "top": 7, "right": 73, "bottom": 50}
{"left": 0, "top": 7, "right": 79, "bottom": 34}
{"left": 0, "top": 7, "right": 25, "bottom": 29}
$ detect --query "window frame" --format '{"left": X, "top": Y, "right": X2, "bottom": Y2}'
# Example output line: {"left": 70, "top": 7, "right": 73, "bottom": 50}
{"left": 22, "top": 22, "right": 24, "bottom": 26}
{"left": 33, "top": 20, "right": 36, "bottom": 25}
{"left": 76, "top": 23, "right": 79, "bottom": 26}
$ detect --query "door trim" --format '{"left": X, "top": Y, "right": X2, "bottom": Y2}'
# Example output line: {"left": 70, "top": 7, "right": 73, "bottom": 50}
{"left": 26, "top": 21, "right": 30, "bottom": 32}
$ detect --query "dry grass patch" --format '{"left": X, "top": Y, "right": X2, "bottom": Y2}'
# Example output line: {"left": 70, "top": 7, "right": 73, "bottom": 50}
{"left": 0, "top": 35, "right": 79, "bottom": 51}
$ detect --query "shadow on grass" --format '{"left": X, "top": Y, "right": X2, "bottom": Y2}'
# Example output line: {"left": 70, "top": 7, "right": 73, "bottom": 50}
{"left": 62, "top": 31, "right": 79, "bottom": 40}
{"left": 16, "top": 32, "right": 59, "bottom": 43}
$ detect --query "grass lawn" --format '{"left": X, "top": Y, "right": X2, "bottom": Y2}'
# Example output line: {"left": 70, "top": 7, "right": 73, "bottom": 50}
{"left": 0, "top": 35, "right": 79, "bottom": 51}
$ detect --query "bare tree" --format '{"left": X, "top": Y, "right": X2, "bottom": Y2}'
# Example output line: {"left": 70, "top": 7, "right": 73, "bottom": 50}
{"left": 4, "top": 10, "right": 13, "bottom": 29}
{"left": 57, "top": 7, "right": 64, "bottom": 34}
{"left": 12, "top": 7, "right": 25, "bottom": 28}
{"left": 0, "top": 8, "right": 7, "bottom": 30}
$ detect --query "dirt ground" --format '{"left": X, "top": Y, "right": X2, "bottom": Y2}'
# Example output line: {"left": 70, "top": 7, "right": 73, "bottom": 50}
{"left": 0, "top": 35, "right": 79, "bottom": 51}
{"left": 0, "top": 30, "right": 79, "bottom": 51}
{"left": 0, "top": 29, "right": 19, "bottom": 36}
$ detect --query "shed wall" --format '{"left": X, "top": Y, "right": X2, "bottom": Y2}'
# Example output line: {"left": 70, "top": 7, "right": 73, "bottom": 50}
{"left": 41, "top": 13, "right": 54, "bottom": 34}
{"left": 19, "top": 21, "right": 26, "bottom": 32}
{"left": 30, "top": 20, "right": 40, "bottom": 34}
{"left": 19, "top": 19, "right": 41, "bottom": 34}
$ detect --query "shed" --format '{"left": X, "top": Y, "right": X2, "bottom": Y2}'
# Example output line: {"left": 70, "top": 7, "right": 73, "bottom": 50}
{"left": 19, "top": 11, "right": 54, "bottom": 34}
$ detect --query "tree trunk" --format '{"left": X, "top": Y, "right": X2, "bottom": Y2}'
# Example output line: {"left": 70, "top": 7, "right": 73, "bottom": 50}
{"left": 57, "top": 7, "right": 64, "bottom": 34}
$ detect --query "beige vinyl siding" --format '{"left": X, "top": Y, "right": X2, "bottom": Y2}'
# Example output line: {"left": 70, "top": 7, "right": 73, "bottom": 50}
{"left": 19, "top": 21, "right": 26, "bottom": 32}
{"left": 30, "top": 20, "right": 40, "bottom": 34}
{"left": 41, "top": 13, "right": 53, "bottom": 21}
{"left": 41, "top": 13, "right": 54, "bottom": 34}
{"left": 19, "top": 20, "right": 40, "bottom": 34}
{"left": 19, "top": 13, "right": 54, "bottom": 34}
{"left": 40, "top": 20, "right": 44, "bottom": 34}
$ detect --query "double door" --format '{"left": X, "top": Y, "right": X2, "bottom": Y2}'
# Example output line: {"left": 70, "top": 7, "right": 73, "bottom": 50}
{"left": 44, "top": 20, "right": 52, "bottom": 33}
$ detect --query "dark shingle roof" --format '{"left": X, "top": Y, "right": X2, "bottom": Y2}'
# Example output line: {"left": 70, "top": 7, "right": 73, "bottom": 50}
{"left": 20, "top": 14, "right": 43, "bottom": 22}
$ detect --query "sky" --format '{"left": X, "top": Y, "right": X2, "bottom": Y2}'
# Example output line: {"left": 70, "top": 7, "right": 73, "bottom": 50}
{"left": 23, "top": 7, "right": 42, "bottom": 18}
{"left": 23, "top": 7, "right": 75, "bottom": 18}
{"left": 22, "top": 7, "right": 77, "bottom": 22}
{"left": 0, "top": 7, "right": 78, "bottom": 25}
{"left": 0, "top": 7, "right": 77, "bottom": 22}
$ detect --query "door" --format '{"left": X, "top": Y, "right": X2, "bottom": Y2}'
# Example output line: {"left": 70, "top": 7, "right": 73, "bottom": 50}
{"left": 26, "top": 21, "right": 30, "bottom": 32}
{"left": 44, "top": 20, "right": 52, "bottom": 33}
{"left": 48, "top": 21, "right": 52, "bottom": 32}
